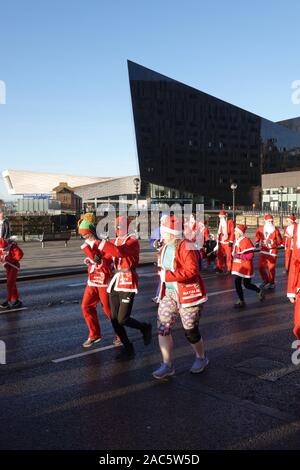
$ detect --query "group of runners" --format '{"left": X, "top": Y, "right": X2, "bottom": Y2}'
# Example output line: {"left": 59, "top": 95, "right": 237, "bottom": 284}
{"left": 0, "top": 209, "right": 299, "bottom": 379}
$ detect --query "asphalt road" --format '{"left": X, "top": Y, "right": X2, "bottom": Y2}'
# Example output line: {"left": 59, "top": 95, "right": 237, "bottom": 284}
{"left": 1, "top": 252, "right": 300, "bottom": 450}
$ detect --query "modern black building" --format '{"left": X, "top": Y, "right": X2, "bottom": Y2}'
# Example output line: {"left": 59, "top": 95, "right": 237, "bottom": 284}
{"left": 128, "top": 60, "right": 300, "bottom": 208}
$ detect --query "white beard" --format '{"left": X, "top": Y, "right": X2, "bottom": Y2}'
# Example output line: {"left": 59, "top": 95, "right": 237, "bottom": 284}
{"left": 218, "top": 218, "right": 228, "bottom": 240}
{"left": 286, "top": 224, "right": 294, "bottom": 238}
{"left": 263, "top": 222, "right": 275, "bottom": 238}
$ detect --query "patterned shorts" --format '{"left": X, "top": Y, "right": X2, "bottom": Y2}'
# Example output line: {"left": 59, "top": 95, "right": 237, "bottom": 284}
{"left": 157, "top": 290, "right": 201, "bottom": 336}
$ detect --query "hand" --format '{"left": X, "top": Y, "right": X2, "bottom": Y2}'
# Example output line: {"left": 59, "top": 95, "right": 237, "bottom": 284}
{"left": 154, "top": 239, "right": 163, "bottom": 250}
{"left": 289, "top": 297, "right": 296, "bottom": 304}
{"left": 93, "top": 255, "right": 102, "bottom": 264}
{"left": 228, "top": 241, "right": 233, "bottom": 247}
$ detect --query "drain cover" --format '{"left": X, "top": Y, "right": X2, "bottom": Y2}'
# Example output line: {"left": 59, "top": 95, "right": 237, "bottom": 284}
{"left": 234, "top": 356, "right": 299, "bottom": 382}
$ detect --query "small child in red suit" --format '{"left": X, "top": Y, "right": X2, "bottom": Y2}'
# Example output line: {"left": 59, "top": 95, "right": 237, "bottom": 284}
{"left": 0, "top": 237, "right": 24, "bottom": 309}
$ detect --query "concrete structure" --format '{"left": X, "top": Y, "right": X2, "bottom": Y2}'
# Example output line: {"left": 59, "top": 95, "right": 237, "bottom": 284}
{"left": 2, "top": 169, "right": 109, "bottom": 196}
{"left": 262, "top": 170, "right": 300, "bottom": 212}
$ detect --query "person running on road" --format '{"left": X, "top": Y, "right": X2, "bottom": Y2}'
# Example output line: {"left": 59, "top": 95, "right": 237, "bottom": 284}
{"left": 98, "top": 215, "right": 152, "bottom": 359}
{"left": 0, "top": 237, "right": 24, "bottom": 310}
{"left": 152, "top": 215, "right": 208, "bottom": 379}
{"left": 255, "top": 214, "right": 283, "bottom": 290}
{"left": 216, "top": 210, "right": 235, "bottom": 274}
{"left": 284, "top": 215, "right": 297, "bottom": 273}
{"left": 79, "top": 220, "right": 121, "bottom": 348}
{"left": 287, "top": 220, "right": 300, "bottom": 341}
{"left": 231, "top": 224, "right": 265, "bottom": 309}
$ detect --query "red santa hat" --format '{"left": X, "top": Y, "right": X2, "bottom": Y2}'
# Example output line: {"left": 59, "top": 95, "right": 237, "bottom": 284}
{"left": 235, "top": 224, "right": 247, "bottom": 236}
{"left": 286, "top": 214, "right": 296, "bottom": 223}
{"left": 160, "top": 215, "right": 182, "bottom": 236}
{"left": 219, "top": 210, "right": 227, "bottom": 217}
{"left": 264, "top": 214, "right": 274, "bottom": 222}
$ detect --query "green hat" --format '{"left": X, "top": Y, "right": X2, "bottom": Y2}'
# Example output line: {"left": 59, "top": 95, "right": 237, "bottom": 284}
{"left": 79, "top": 220, "right": 94, "bottom": 235}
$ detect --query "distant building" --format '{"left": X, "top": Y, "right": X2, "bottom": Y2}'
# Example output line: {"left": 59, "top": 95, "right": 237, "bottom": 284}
{"left": 128, "top": 60, "right": 300, "bottom": 207}
{"left": 262, "top": 170, "right": 300, "bottom": 212}
{"left": 52, "top": 182, "right": 82, "bottom": 214}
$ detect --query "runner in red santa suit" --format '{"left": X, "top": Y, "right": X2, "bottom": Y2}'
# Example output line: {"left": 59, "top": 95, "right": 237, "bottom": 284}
{"left": 284, "top": 215, "right": 297, "bottom": 273}
{"left": 152, "top": 215, "right": 208, "bottom": 379}
{"left": 0, "top": 237, "right": 24, "bottom": 310}
{"left": 255, "top": 214, "right": 283, "bottom": 290}
{"left": 216, "top": 210, "right": 235, "bottom": 274}
{"left": 184, "top": 213, "right": 209, "bottom": 270}
{"left": 98, "top": 215, "right": 152, "bottom": 359}
{"left": 79, "top": 220, "right": 121, "bottom": 348}
{"left": 231, "top": 225, "right": 265, "bottom": 309}
{"left": 287, "top": 222, "right": 300, "bottom": 340}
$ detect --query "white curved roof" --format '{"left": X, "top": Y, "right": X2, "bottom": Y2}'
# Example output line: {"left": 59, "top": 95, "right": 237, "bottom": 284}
{"left": 2, "top": 169, "right": 111, "bottom": 195}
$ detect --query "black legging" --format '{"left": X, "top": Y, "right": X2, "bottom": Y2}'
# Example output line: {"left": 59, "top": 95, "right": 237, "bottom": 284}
{"left": 234, "top": 275, "right": 260, "bottom": 302}
{"left": 109, "top": 287, "right": 146, "bottom": 348}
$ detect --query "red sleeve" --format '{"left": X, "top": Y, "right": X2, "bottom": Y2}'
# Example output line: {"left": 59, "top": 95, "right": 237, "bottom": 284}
{"left": 11, "top": 244, "right": 23, "bottom": 261}
{"left": 101, "top": 237, "right": 139, "bottom": 259}
{"left": 165, "top": 245, "right": 199, "bottom": 283}
{"left": 255, "top": 228, "right": 261, "bottom": 243}
{"left": 203, "top": 227, "right": 209, "bottom": 242}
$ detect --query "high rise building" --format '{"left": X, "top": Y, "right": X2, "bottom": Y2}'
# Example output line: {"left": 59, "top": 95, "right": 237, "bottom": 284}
{"left": 128, "top": 61, "right": 300, "bottom": 207}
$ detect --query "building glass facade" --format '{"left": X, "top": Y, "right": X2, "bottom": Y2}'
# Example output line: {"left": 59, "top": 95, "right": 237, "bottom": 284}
{"left": 128, "top": 61, "right": 300, "bottom": 207}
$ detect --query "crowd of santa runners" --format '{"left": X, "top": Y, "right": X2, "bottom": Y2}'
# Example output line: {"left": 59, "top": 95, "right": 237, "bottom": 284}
{"left": 1, "top": 208, "right": 299, "bottom": 379}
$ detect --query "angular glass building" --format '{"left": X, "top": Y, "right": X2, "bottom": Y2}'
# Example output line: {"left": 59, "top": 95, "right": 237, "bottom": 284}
{"left": 128, "top": 61, "right": 300, "bottom": 208}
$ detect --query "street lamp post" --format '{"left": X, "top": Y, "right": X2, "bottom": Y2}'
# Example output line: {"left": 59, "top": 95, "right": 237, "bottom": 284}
{"left": 133, "top": 177, "right": 140, "bottom": 236}
{"left": 279, "top": 185, "right": 284, "bottom": 227}
{"left": 230, "top": 183, "right": 238, "bottom": 223}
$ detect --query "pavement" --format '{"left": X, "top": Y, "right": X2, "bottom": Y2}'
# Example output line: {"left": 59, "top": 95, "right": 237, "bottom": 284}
{"left": 1, "top": 251, "right": 300, "bottom": 450}
{"left": 0, "top": 239, "right": 157, "bottom": 282}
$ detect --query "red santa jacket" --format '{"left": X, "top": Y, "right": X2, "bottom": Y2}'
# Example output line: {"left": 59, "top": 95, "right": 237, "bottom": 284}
{"left": 217, "top": 219, "right": 235, "bottom": 244}
{"left": 81, "top": 239, "right": 113, "bottom": 287}
{"left": 255, "top": 226, "right": 283, "bottom": 257}
{"left": 99, "top": 234, "right": 139, "bottom": 293}
{"left": 284, "top": 223, "right": 296, "bottom": 252}
{"left": 287, "top": 223, "right": 300, "bottom": 298}
{"left": 158, "top": 239, "right": 207, "bottom": 307}
{"left": 0, "top": 239, "right": 23, "bottom": 270}
{"left": 231, "top": 236, "right": 255, "bottom": 278}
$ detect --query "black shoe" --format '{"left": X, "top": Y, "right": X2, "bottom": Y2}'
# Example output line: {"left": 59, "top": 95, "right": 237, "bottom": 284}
{"left": 10, "top": 300, "right": 23, "bottom": 309}
{"left": 142, "top": 323, "right": 152, "bottom": 346}
{"left": 115, "top": 343, "right": 135, "bottom": 360}
{"left": 0, "top": 301, "right": 10, "bottom": 309}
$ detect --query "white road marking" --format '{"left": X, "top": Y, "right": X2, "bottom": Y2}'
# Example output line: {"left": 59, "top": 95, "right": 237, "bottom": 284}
{"left": 208, "top": 289, "right": 235, "bottom": 297}
{"left": 52, "top": 343, "right": 121, "bottom": 363}
{"left": 68, "top": 282, "right": 85, "bottom": 287}
{"left": 0, "top": 307, "right": 28, "bottom": 314}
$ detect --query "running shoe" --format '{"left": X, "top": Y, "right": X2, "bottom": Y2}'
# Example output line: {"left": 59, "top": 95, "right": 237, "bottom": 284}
{"left": 258, "top": 289, "right": 265, "bottom": 301}
{"left": 82, "top": 337, "right": 102, "bottom": 348}
{"left": 234, "top": 300, "right": 246, "bottom": 309}
{"left": 10, "top": 300, "right": 23, "bottom": 309}
{"left": 152, "top": 363, "right": 175, "bottom": 379}
{"left": 0, "top": 301, "right": 10, "bottom": 309}
{"left": 190, "top": 355, "right": 209, "bottom": 374}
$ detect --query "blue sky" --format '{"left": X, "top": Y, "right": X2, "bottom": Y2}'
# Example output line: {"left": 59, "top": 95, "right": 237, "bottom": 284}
{"left": 0, "top": 0, "right": 300, "bottom": 199}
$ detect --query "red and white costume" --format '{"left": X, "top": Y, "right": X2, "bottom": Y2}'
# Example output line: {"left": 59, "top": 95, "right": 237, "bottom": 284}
{"left": 99, "top": 234, "right": 139, "bottom": 293}
{"left": 80, "top": 239, "right": 112, "bottom": 339}
{"left": 255, "top": 214, "right": 283, "bottom": 285}
{"left": 0, "top": 238, "right": 23, "bottom": 302}
{"left": 158, "top": 239, "right": 207, "bottom": 307}
{"left": 287, "top": 223, "right": 300, "bottom": 339}
{"left": 284, "top": 215, "right": 297, "bottom": 272}
{"left": 231, "top": 229, "right": 255, "bottom": 279}
{"left": 217, "top": 210, "right": 235, "bottom": 272}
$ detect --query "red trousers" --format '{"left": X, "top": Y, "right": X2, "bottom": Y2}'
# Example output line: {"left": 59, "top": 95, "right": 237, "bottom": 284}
{"left": 285, "top": 249, "right": 292, "bottom": 272}
{"left": 217, "top": 243, "right": 232, "bottom": 272}
{"left": 5, "top": 266, "right": 19, "bottom": 302}
{"left": 258, "top": 253, "right": 277, "bottom": 284}
{"left": 293, "top": 295, "right": 300, "bottom": 340}
{"left": 81, "top": 285, "right": 111, "bottom": 339}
